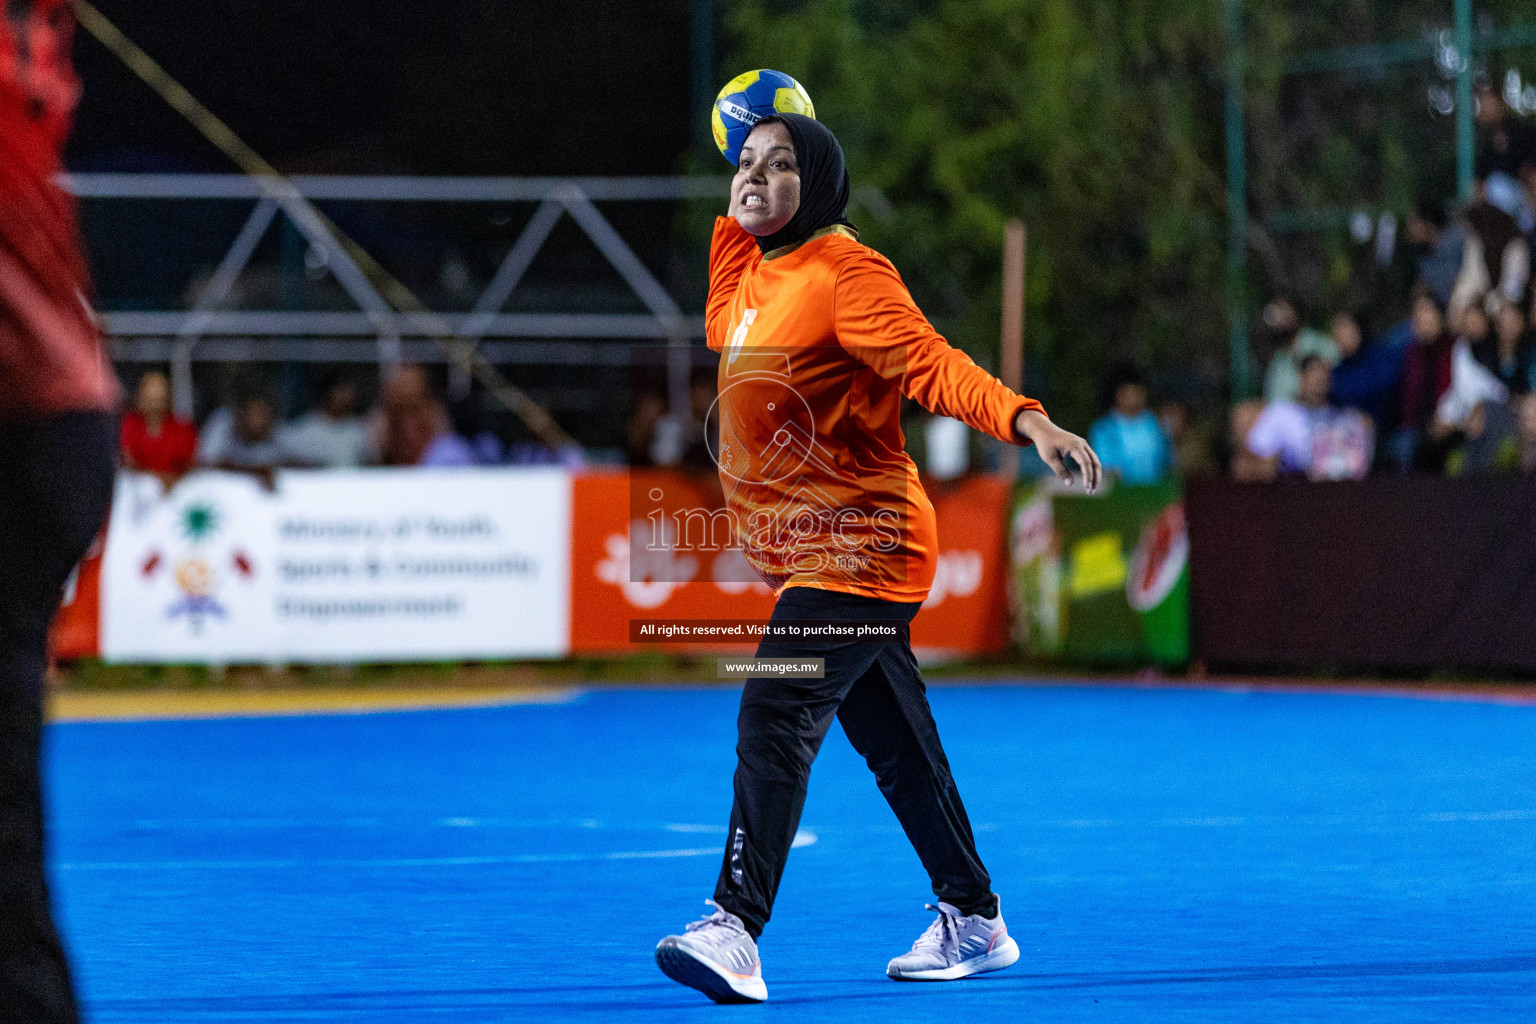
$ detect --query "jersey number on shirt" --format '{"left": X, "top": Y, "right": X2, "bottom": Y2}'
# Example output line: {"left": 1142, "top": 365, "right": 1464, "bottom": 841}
{"left": 725, "top": 308, "right": 792, "bottom": 378}
{"left": 726, "top": 308, "right": 757, "bottom": 366}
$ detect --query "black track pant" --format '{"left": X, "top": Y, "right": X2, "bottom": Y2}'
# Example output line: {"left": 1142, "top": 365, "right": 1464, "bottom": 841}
{"left": 712, "top": 586, "right": 995, "bottom": 938}
{"left": 0, "top": 412, "right": 116, "bottom": 1024}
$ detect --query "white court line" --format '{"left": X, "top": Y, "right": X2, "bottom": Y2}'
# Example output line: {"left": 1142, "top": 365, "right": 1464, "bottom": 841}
{"left": 665, "top": 823, "right": 728, "bottom": 833}
{"left": 1043, "top": 809, "right": 1536, "bottom": 829}
{"left": 57, "top": 849, "right": 709, "bottom": 871}
{"left": 56, "top": 830, "right": 819, "bottom": 872}
{"left": 115, "top": 817, "right": 697, "bottom": 831}
{"left": 95, "top": 810, "right": 1536, "bottom": 836}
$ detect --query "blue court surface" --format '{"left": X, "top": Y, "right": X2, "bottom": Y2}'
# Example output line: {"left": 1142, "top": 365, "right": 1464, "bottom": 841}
{"left": 48, "top": 684, "right": 1536, "bottom": 1022}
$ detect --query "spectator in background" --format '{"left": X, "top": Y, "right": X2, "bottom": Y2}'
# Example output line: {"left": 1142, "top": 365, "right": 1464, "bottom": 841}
{"left": 1261, "top": 296, "right": 1336, "bottom": 403}
{"left": 1475, "top": 78, "right": 1536, "bottom": 226}
{"left": 1156, "top": 399, "right": 1217, "bottom": 479}
{"left": 1327, "top": 309, "right": 1407, "bottom": 434}
{"left": 1521, "top": 158, "right": 1536, "bottom": 247}
{"left": 1227, "top": 399, "right": 1269, "bottom": 482}
{"left": 1457, "top": 301, "right": 1495, "bottom": 371}
{"left": 279, "top": 373, "right": 368, "bottom": 467}
{"left": 628, "top": 389, "right": 667, "bottom": 467}
{"left": 1246, "top": 355, "right": 1373, "bottom": 480}
{"left": 197, "top": 381, "right": 284, "bottom": 470}
{"left": 1452, "top": 188, "right": 1530, "bottom": 316}
{"left": 1445, "top": 399, "right": 1520, "bottom": 476}
{"left": 119, "top": 369, "right": 197, "bottom": 483}
{"left": 1405, "top": 198, "right": 1470, "bottom": 309}
{"left": 446, "top": 394, "right": 507, "bottom": 466}
{"left": 1519, "top": 393, "right": 1536, "bottom": 474}
{"left": 652, "top": 368, "right": 719, "bottom": 470}
{"left": 1433, "top": 305, "right": 1508, "bottom": 436}
{"left": 1394, "top": 291, "right": 1456, "bottom": 471}
{"left": 1486, "top": 300, "right": 1535, "bottom": 394}
{"left": 923, "top": 414, "right": 970, "bottom": 480}
{"left": 374, "top": 364, "right": 476, "bottom": 467}
{"left": 1088, "top": 364, "right": 1171, "bottom": 484}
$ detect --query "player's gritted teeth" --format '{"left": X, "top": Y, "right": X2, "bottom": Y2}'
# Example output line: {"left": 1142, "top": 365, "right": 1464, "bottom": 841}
{"left": 731, "top": 121, "right": 801, "bottom": 237}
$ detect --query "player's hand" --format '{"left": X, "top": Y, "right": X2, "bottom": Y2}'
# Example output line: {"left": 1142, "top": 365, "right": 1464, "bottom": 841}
{"left": 1013, "top": 409, "right": 1102, "bottom": 495}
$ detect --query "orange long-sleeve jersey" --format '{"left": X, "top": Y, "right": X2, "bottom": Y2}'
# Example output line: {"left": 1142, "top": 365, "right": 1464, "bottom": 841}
{"left": 706, "top": 216, "right": 1044, "bottom": 603}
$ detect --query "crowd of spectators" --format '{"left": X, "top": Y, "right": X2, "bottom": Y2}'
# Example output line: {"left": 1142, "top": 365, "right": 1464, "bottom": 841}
{"left": 119, "top": 364, "right": 585, "bottom": 487}
{"left": 1093, "top": 80, "right": 1536, "bottom": 487}
{"left": 1219, "top": 175, "right": 1536, "bottom": 484}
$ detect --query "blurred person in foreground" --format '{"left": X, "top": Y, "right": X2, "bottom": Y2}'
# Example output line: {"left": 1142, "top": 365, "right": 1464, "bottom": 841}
{"left": 373, "top": 364, "right": 476, "bottom": 467}
{"left": 654, "top": 113, "right": 1100, "bottom": 1004}
{"left": 279, "top": 372, "right": 367, "bottom": 468}
{"left": 1088, "top": 363, "right": 1171, "bottom": 484}
{"left": 119, "top": 369, "right": 196, "bottom": 484}
{"left": 1260, "top": 295, "right": 1336, "bottom": 403}
{"left": 1244, "top": 355, "right": 1373, "bottom": 481}
{"left": 0, "top": 3, "right": 119, "bottom": 1020}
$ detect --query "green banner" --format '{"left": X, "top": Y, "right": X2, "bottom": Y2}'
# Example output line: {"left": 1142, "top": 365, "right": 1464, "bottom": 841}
{"left": 1010, "top": 480, "right": 1189, "bottom": 667}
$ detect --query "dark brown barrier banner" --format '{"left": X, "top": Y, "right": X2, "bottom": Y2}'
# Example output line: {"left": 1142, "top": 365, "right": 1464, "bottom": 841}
{"left": 1187, "top": 477, "right": 1536, "bottom": 674}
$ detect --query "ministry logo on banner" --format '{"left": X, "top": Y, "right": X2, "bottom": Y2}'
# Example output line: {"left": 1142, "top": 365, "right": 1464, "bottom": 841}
{"left": 137, "top": 498, "right": 258, "bottom": 633}
{"left": 102, "top": 473, "right": 277, "bottom": 661}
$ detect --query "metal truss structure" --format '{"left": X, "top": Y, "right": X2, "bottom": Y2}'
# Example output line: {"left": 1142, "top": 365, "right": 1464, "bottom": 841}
{"left": 63, "top": 173, "right": 729, "bottom": 416}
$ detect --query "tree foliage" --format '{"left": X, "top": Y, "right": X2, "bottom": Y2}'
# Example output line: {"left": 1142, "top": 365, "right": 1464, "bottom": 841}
{"left": 722, "top": 0, "right": 1536, "bottom": 425}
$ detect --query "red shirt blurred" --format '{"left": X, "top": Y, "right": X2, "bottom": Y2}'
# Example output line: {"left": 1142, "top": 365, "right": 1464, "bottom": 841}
{"left": 1400, "top": 334, "right": 1455, "bottom": 431}
{"left": 119, "top": 412, "right": 197, "bottom": 476}
{"left": 0, "top": 0, "right": 118, "bottom": 418}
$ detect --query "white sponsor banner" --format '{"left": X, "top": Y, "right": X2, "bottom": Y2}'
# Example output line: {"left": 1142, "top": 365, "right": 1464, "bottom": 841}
{"left": 101, "top": 469, "right": 572, "bottom": 663}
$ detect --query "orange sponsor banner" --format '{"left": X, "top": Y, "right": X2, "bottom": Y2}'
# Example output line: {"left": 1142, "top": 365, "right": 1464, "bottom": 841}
{"left": 908, "top": 475, "right": 1011, "bottom": 656}
{"left": 569, "top": 469, "right": 776, "bottom": 653}
{"left": 569, "top": 470, "right": 1010, "bottom": 658}
{"left": 50, "top": 528, "right": 106, "bottom": 661}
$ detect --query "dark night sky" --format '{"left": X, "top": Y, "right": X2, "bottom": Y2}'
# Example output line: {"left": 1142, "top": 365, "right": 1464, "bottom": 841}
{"left": 68, "top": 1, "right": 695, "bottom": 175}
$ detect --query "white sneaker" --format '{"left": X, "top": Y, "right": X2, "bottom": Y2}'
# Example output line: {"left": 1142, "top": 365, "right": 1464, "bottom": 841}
{"left": 886, "top": 899, "right": 1020, "bottom": 981}
{"left": 655, "top": 900, "right": 768, "bottom": 1003}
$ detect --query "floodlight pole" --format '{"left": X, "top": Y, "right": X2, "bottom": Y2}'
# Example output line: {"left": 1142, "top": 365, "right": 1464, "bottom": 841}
{"left": 998, "top": 219, "right": 1026, "bottom": 480}
{"left": 1454, "top": 0, "right": 1475, "bottom": 202}
{"left": 1224, "top": 0, "right": 1251, "bottom": 400}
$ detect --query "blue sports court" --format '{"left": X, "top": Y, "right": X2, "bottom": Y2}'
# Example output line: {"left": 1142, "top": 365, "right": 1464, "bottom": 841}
{"left": 49, "top": 684, "right": 1536, "bottom": 1022}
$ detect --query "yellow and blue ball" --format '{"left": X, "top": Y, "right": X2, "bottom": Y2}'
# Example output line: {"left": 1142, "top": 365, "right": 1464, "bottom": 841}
{"left": 711, "top": 69, "right": 815, "bottom": 166}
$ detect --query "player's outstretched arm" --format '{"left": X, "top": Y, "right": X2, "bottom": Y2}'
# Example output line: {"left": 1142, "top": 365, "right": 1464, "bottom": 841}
{"left": 1014, "top": 409, "right": 1102, "bottom": 495}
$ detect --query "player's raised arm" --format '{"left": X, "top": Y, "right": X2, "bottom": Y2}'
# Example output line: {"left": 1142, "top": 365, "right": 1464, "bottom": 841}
{"left": 832, "top": 252, "right": 1101, "bottom": 493}
{"left": 705, "top": 216, "right": 759, "bottom": 352}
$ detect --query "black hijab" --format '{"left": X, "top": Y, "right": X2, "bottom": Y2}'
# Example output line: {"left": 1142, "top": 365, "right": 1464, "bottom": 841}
{"left": 749, "top": 112, "right": 855, "bottom": 255}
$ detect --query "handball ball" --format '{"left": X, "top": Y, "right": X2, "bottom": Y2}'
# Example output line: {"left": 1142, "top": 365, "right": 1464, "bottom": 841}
{"left": 711, "top": 69, "right": 815, "bottom": 166}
